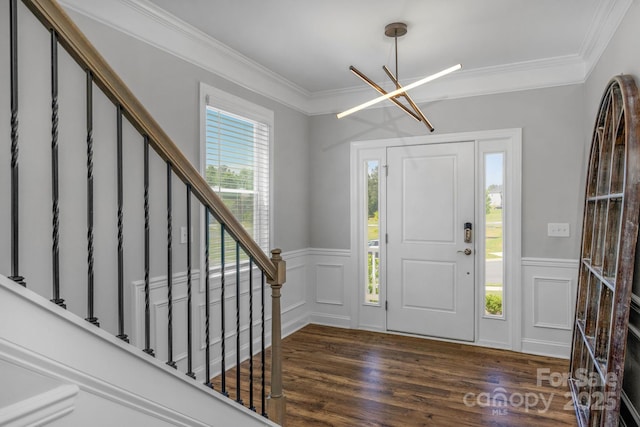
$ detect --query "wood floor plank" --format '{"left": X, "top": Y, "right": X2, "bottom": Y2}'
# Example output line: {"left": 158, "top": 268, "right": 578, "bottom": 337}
{"left": 215, "top": 324, "right": 578, "bottom": 426}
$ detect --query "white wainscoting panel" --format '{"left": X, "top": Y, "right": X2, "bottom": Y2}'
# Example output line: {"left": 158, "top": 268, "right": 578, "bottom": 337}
{"left": 315, "top": 264, "right": 344, "bottom": 305}
{"left": 532, "top": 276, "right": 573, "bottom": 330}
{"left": 132, "top": 271, "right": 197, "bottom": 359}
{"left": 281, "top": 249, "right": 310, "bottom": 337}
{"left": 307, "top": 249, "right": 353, "bottom": 328}
{"left": 521, "top": 258, "right": 579, "bottom": 358}
{"left": 131, "top": 250, "right": 310, "bottom": 380}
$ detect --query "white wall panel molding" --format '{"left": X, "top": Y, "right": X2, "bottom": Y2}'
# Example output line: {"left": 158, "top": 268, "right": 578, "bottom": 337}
{"left": 0, "top": 384, "right": 78, "bottom": 427}
{"left": 307, "top": 248, "right": 351, "bottom": 258}
{"left": 521, "top": 258, "right": 579, "bottom": 359}
{"left": 280, "top": 250, "right": 309, "bottom": 335}
{"left": 132, "top": 271, "right": 199, "bottom": 350}
{"left": 532, "top": 276, "right": 574, "bottom": 331}
{"left": 132, "top": 247, "right": 308, "bottom": 380}
{"left": 192, "top": 248, "right": 309, "bottom": 380}
{"left": 281, "top": 262, "right": 307, "bottom": 314}
{"left": 315, "top": 264, "right": 345, "bottom": 306}
{"left": 281, "top": 248, "right": 309, "bottom": 260}
{"left": 305, "top": 248, "right": 354, "bottom": 328}
{"left": 521, "top": 258, "right": 580, "bottom": 268}
{"left": 58, "top": 0, "right": 631, "bottom": 115}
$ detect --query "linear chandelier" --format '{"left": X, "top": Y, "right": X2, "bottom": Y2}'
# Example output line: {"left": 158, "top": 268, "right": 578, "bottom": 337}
{"left": 337, "top": 22, "right": 461, "bottom": 132}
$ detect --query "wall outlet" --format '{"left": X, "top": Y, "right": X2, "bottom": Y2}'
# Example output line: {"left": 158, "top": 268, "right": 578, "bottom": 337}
{"left": 180, "top": 226, "right": 188, "bottom": 244}
{"left": 547, "top": 223, "right": 570, "bottom": 237}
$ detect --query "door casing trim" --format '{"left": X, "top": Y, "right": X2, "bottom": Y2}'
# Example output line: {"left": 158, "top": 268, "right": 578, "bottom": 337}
{"left": 349, "top": 128, "right": 522, "bottom": 350}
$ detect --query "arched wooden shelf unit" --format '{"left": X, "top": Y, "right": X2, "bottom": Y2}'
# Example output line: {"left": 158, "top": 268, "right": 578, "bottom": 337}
{"left": 570, "top": 75, "right": 640, "bottom": 426}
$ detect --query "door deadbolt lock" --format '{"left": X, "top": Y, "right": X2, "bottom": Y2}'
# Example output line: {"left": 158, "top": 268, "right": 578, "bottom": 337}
{"left": 457, "top": 248, "right": 472, "bottom": 256}
{"left": 464, "top": 222, "right": 473, "bottom": 243}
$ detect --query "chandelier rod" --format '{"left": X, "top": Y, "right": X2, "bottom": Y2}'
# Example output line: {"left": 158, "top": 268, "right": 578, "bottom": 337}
{"left": 395, "top": 29, "right": 399, "bottom": 87}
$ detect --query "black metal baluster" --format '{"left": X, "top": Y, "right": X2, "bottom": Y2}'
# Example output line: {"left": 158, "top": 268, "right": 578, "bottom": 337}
{"left": 116, "top": 105, "right": 128, "bottom": 343}
{"left": 85, "top": 70, "right": 98, "bottom": 326}
{"left": 142, "top": 136, "right": 153, "bottom": 356}
{"left": 50, "top": 30, "right": 64, "bottom": 309}
{"left": 261, "top": 271, "right": 267, "bottom": 418}
{"left": 204, "top": 208, "right": 213, "bottom": 388}
{"left": 166, "top": 162, "right": 176, "bottom": 369}
{"left": 186, "top": 185, "right": 195, "bottom": 379}
{"left": 249, "top": 258, "right": 255, "bottom": 411}
{"left": 235, "top": 241, "right": 243, "bottom": 404}
{"left": 8, "top": 0, "right": 25, "bottom": 287}
{"left": 220, "top": 224, "right": 228, "bottom": 396}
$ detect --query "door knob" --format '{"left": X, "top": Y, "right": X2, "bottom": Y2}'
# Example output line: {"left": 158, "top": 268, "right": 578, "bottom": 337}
{"left": 457, "top": 248, "right": 472, "bottom": 256}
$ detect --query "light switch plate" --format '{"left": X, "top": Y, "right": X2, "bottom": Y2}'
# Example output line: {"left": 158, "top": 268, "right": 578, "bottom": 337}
{"left": 548, "top": 223, "right": 570, "bottom": 237}
{"left": 180, "top": 226, "right": 188, "bottom": 244}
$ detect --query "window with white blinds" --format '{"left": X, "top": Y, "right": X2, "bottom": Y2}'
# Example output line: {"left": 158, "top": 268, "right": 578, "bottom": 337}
{"left": 202, "top": 85, "right": 272, "bottom": 265}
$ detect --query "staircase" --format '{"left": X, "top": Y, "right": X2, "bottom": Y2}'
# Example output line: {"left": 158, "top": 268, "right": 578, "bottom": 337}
{"left": 1, "top": 0, "right": 286, "bottom": 425}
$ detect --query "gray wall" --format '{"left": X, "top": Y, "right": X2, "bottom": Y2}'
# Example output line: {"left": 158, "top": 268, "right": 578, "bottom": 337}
{"left": 4, "top": 0, "right": 638, "bottom": 335}
{"left": 0, "top": 3, "right": 310, "bottom": 336}
{"left": 65, "top": 10, "right": 311, "bottom": 253}
{"left": 309, "top": 85, "right": 586, "bottom": 259}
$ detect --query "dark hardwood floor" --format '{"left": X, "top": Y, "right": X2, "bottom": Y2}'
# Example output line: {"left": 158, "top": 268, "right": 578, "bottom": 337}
{"left": 214, "top": 324, "right": 578, "bottom": 426}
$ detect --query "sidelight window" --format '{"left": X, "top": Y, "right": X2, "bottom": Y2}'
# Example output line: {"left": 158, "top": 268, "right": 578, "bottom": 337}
{"left": 484, "top": 152, "right": 504, "bottom": 317}
{"left": 365, "top": 160, "right": 380, "bottom": 305}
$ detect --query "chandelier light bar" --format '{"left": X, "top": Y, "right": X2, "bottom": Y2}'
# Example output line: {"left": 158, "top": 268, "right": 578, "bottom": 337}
{"left": 337, "top": 64, "right": 461, "bottom": 120}
{"left": 336, "top": 22, "right": 461, "bottom": 131}
{"left": 382, "top": 65, "right": 434, "bottom": 130}
{"left": 350, "top": 65, "right": 422, "bottom": 122}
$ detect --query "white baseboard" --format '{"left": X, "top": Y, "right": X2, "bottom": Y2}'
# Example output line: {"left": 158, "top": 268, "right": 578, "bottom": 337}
{"left": 282, "top": 313, "right": 309, "bottom": 339}
{"left": 309, "top": 313, "right": 352, "bottom": 328}
{"left": 521, "top": 338, "right": 571, "bottom": 359}
{"left": 357, "top": 324, "right": 385, "bottom": 333}
{"left": 476, "top": 339, "right": 512, "bottom": 351}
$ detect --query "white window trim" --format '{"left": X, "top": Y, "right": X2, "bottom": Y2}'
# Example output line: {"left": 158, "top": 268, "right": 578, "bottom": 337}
{"left": 198, "top": 82, "right": 274, "bottom": 291}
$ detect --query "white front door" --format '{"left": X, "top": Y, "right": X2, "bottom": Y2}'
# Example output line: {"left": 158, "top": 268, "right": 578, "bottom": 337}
{"left": 386, "top": 142, "right": 475, "bottom": 341}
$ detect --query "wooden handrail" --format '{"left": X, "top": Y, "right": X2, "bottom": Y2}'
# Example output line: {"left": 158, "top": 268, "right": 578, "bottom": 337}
{"left": 22, "top": 0, "right": 277, "bottom": 281}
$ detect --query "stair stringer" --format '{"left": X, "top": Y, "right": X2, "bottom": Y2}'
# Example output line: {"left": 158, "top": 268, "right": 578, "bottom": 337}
{"left": 0, "top": 274, "right": 277, "bottom": 427}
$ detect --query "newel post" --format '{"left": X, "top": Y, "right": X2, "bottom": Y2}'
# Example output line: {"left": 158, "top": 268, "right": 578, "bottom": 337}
{"left": 267, "top": 248, "right": 286, "bottom": 425}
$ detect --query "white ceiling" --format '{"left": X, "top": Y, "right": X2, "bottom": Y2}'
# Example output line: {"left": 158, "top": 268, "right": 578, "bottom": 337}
{"left": 145, "top": 0, "right": 601, "bottom": 93}
{"left": 60, "top": 0, "right": 632, "bottom": 114}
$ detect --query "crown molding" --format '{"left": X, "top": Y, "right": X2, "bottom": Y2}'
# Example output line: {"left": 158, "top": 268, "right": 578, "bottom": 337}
{"left": 58, "top": 0, "right": 630, "bottom": 116}
{"left": 58, "top": 0, "right": 311, "bottom": 114}
{"left": 309, "top": 55, "right": 587, "bottom": 116}
{"left": 579, "top": 0, "right": 633, "bottom": 79}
